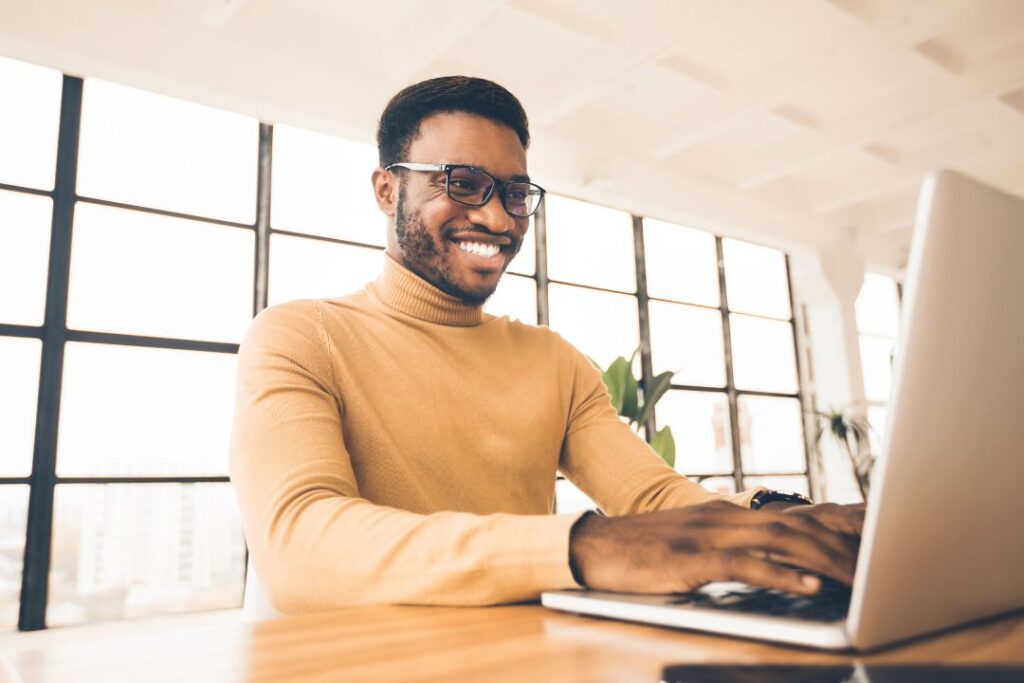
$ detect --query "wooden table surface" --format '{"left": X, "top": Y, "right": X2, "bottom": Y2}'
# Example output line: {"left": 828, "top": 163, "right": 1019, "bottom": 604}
{"left": 3, "top": 604, "right": 1023, "bottom": 683}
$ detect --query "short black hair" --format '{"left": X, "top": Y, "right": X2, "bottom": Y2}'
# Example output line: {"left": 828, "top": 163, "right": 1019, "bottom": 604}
{"left": 376, "top": 76, "right": 530, "bottom": 167}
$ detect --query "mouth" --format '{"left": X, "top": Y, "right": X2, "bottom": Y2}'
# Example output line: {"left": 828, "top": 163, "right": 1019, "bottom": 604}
{"left": 449, "top": 236, "right": 511, "bottom": 270}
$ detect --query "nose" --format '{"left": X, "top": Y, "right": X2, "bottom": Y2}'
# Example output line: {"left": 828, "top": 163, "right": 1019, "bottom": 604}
{"left": 465, "top": 188, "right": 516, "bottom": 235}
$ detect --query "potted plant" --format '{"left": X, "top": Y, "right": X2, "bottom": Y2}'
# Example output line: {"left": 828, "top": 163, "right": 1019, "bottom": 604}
{"left": 808, "top": 407, "right": 875, "bottom": 501}
{"left": 589, "top": 347, "right": 677, "bottom": 467}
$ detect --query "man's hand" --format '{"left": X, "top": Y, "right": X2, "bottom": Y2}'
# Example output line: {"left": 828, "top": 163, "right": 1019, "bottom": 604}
{"left": 569, "top": 500, "right": 865, "bottom": 596}
{"left": 768, "top": 500, "right": 866, "bottom": 537}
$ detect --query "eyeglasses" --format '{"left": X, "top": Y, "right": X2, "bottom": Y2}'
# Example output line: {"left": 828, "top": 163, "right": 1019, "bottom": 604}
{"left": 385, "top": 162, "right": 545, "bottom": 218}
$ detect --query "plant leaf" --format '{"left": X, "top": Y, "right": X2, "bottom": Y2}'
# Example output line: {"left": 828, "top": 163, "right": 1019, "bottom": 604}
{"left": 636, "top": 370, "right": 675, "bottom": 426}
{"left": 602, "top": 356, "right": 630, "bottom": 414}
{"left": 651, "top": 426, "right": 676, "bottom": 469}
{"left": 622, "top": 368, "right": 640, "bottom": 422}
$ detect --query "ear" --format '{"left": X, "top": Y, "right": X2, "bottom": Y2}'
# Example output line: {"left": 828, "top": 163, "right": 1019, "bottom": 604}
{"left": 372, "top": 167, "right": 398, "bottom": 217}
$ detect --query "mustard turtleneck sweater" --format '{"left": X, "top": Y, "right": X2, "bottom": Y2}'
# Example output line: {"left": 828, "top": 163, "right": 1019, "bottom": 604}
{"left": 229, "top": 254, "right": 761, "bottom": 613}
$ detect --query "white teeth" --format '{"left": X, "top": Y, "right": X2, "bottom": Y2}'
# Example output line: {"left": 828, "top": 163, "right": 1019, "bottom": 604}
{"left": 456, "top": 241, "right": 500, "bottom": 258}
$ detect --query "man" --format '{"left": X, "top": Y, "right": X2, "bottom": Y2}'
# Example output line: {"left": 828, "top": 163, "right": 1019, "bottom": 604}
{"left": 229, "top": 76, "right": 863, "bottom": 614}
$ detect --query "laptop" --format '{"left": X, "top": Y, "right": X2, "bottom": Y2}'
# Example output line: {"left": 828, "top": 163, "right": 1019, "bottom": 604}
{"left": 541, "top": 170, "right": 1024, "bottom": 650}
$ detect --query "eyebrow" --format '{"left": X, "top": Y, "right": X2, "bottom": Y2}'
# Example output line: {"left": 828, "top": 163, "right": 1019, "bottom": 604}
{"left": 449, "top": 162, "right": 531, "bottom": 183}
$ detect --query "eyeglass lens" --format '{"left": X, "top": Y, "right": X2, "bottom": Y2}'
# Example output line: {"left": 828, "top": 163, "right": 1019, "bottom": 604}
{"left": 447, "top": 166, "right": 541, "bottom": 217}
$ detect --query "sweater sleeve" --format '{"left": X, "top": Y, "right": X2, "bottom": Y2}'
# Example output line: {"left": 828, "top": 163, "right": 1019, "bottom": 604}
{"left": 228, "top": 302, "right": 583, "bottom": 613}
{"left": 557, "top": 341, "right": 764, "bottom": 514}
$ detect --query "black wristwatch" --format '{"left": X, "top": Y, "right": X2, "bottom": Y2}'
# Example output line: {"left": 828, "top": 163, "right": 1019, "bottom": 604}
{"left": 749, "top": 490, "right": 813, "bottom": 510}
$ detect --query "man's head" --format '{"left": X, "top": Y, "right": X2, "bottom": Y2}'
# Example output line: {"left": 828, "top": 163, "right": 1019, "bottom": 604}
{"left": 372, "top": 76, "right": 537, "bottom": 307}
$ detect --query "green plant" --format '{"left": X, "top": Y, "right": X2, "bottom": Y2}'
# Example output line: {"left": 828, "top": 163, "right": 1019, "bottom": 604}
{"left": 589, "top": 347, "right": 677, "bottom": 468}
{"left": 808, "top": 407, "right": 874, "bottom": 501}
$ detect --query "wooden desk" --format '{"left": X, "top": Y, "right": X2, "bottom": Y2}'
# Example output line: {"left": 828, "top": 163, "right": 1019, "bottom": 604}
{"left": 4, "top": 605, "right": 1023, "bottom": 682}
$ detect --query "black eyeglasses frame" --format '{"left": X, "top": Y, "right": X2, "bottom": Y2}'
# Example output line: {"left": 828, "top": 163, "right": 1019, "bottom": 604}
{"left": 385, "top": 162, "right": 546, "bottom": 218}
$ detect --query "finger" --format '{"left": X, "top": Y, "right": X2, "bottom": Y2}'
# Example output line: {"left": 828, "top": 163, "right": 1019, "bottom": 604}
{"left": 710, "top": 520, "right": 856, "bottom": 584}
{"left": 774, "top": 509, "right": 862, "bottom": 559}
{"left": 797, "top": 503, "right": 866, "bottom": 536}
{"left": 715, "top": 507, "right": 860, "bottom": 568}
{"left": 700, "top": 550, "right": 824, "bottom": 596}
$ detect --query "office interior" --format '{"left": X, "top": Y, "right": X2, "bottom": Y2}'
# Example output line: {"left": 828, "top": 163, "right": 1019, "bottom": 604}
{"left": 0, "top": 0, "right": 1022, "bottom": 663}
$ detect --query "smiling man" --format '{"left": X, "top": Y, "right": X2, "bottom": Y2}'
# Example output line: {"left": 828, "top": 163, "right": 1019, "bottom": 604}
{"left": 229, "top": 76, "right": 864, "bottom": 614}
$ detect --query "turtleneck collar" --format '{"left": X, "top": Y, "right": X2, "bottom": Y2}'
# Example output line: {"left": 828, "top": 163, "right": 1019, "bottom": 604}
{"left": 368, "top": 253, "right": 484, "bottom": 327}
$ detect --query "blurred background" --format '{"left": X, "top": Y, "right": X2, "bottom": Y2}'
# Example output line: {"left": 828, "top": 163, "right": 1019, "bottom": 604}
{"left": 0, "top": 0, "right": 1021, "bottom": 632}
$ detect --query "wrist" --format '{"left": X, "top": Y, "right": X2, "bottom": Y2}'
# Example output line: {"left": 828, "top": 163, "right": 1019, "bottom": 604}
{"left": 567, "top": 510, "right": 602, "bottom": 587}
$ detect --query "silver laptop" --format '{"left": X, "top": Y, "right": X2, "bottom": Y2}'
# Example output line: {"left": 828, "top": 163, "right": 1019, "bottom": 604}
{"left": 542, "top": 171, "right": 1024, "bottom": 651}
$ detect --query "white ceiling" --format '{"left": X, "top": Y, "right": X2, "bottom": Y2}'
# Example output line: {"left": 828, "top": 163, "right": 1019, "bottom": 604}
{"left": 1, "top": 0, "right": 1022, "bottom": 268}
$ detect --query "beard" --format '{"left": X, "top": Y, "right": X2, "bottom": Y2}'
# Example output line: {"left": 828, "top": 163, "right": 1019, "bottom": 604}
{"left": 394, "top": 186, "right": 521, "bottom": 308}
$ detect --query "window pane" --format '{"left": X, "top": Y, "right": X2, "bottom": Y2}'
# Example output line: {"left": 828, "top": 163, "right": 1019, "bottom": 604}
{"left": 484, "top": 273, "right": 536, "bottom": 324}
{"left": 0, "top": 56, "right": 61, "bottom": 191}
{"left": 744, "top": 475, "right": 810, "bottom": 497}
{"left": 507, "top": 215, "right": 536, "bottom": 276}
{"left": 270, "top": 125, "right": 384, "bottom": 245}
{"left": 555, "top": 478, "right": 595, "bottom": 515}
{"left": 738, "top": 396, "right": 806, "bottom": 474}
{"left": 545, "top": 195, "right": 635, "bottom": 292}
{"left": 57, "top": 343, "right": 236, "bottom": 477}
{"left": 0, "top": 485, "right": 29, "bottom": 630}
{"left": 648, "top": 300, "right": 725, "bottom": 387}
{"left": 643, "top": 219, "right": 719, "bottom": 306}
{"left": 268, "top": 235, "right": 383, "bottom": 305}
{"left": 0, "top": 189, "right": 51, "bottom": 326}
{"left": 47, "top": 483, "right": 245, "bottom": 627}
{"left": 722, "top": 238, "right": 791, "bottom": 319}
{"left": 656, "top": 390, "right": 733, "bottom": 475}
{"left": 77, "top": 79, "right": 257, "bottom": 223}
{"left": 860, "top": 335, "right": 896, "bottom": 402}
{"left": 67, "top": 203, "right": 254, "bottom": 343}
{"left": 547, "top": 283, "right": 638, "bottom": 369}
{"left": 0, "top": 337, "right": 42, "bottom": 477}
{"left": 700, "top": 476, "right": 737, "bottom": 496}
{"left": 730, "top": 314, "right": 798, "bottom": 393}
{"left": 856, "top": 273, "right": 900, "bottom": 337}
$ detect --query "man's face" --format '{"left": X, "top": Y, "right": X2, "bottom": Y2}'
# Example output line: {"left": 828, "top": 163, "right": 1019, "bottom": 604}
{"left": 383, "top": 112, "right": 530, "bottom": 307}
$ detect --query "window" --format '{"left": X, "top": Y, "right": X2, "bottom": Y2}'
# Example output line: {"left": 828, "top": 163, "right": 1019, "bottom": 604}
{"left": 0, "top": 337, "right": 42, "bottom": 478}
{"left": 270, "top": 125, "right": 385, "bottom": 245}
{"left": 67, "top": 203, "right": 254, "bottom": 343}
{"left": 0, "top": 190, "right": 52, "bottom": 326}
{"left": 268, "top": 234, "right": 383, "bottom": 305}
{"left": 855, "top": 273, "right": 901, "bottom": 452}
{"left": 77, "top": 79, "right": 258, "bottom": 223}
{"left": 0, "top": 56, "right": 61, "bottom": 191}
{"left": 545, "top": 208, "right": 809, "bottom": 512}
{"left": 47, "top": 483, "right": 245, "bottom": 627}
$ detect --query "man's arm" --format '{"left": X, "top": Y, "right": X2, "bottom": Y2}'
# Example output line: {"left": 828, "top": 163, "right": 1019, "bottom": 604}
{"left": 557, "top": 343, "right": 864, "bottom": 594}
{"left": 556, "top": 342, "right": 760, "bottom": 512}
{"left": 229, "top": 302, "right": 584, "bottom": 613}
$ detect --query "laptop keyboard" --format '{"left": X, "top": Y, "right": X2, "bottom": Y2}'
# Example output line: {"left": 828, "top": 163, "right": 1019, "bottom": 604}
{"left": 667, "top": 574, "right": 852, "bottom": 622}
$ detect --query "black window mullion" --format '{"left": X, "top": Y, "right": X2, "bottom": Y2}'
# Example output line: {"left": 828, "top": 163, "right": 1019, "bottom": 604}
{"left": 632, "top": 216, "right": 655, "bottom": 441}
{"left": 19, "top": 74, "right": 83, "bottom": 632}
{"left": 534, "top": 198, "right": 550, "bottom": 326}
{"left": 253, "top": 123, "right": 272, "bottom": 316}
{"left": 785, "top": 254, "right": 814, "bottom": 498}
{"left": 715, "top": 236, "right": 745, "bottom": 492}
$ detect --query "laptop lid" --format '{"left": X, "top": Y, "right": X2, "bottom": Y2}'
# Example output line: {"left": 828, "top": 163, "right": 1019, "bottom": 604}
{"left": 847, "top": 170, "right": 1024, "bottom": 649}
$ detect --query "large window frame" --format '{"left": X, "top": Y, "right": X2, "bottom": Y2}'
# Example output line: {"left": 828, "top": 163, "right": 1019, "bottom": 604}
{"left": 2, "top": 73, "right": 810, "bottom": 632}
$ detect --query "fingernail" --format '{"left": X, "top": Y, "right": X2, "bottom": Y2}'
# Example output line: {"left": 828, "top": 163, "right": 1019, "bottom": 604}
{"left": 802, "top": 575, "right": 820, "bottom": 590}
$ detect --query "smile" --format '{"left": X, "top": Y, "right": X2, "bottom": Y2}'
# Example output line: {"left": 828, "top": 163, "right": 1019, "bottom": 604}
{"left": 454, "top": 241, "right": 501, "bottom": 259}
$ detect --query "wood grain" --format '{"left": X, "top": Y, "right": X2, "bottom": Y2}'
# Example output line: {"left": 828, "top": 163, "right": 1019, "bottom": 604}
{"left": 4, "top": 605, "right": 1023, "bottom": 682}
